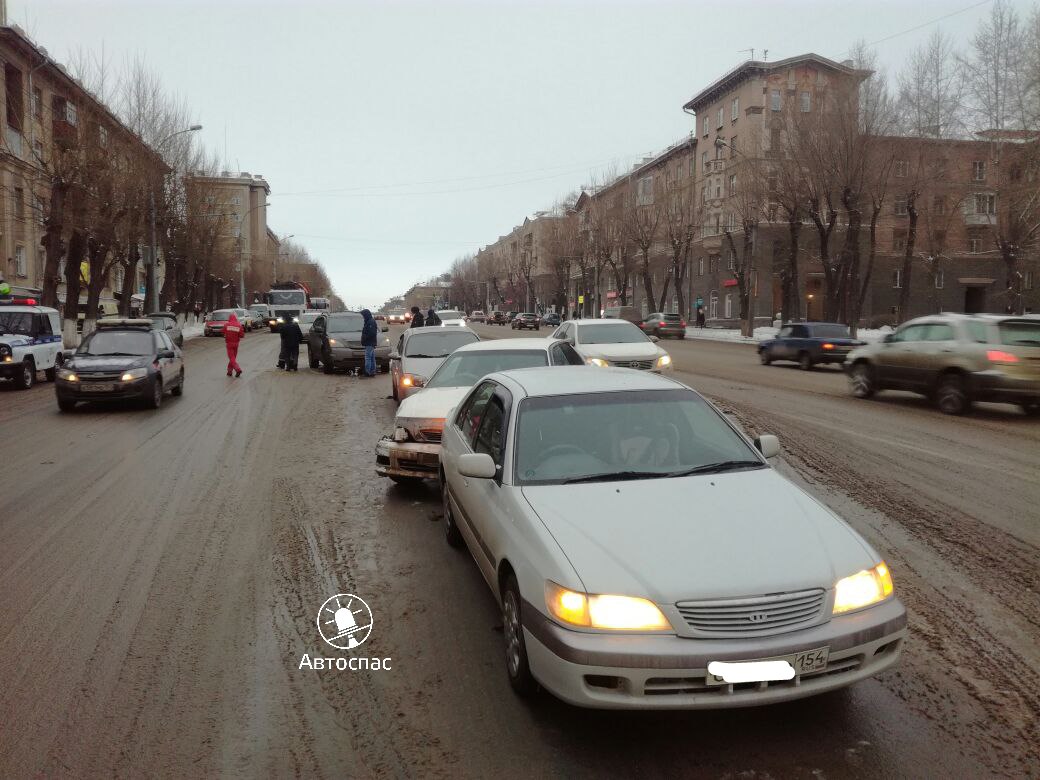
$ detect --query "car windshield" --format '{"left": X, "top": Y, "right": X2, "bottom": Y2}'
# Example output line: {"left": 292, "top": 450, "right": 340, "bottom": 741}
{"left": 426, "top": 350, "right": 548, "bottom": 388}
{"left": 998, "top": 321, "right": 1040, "bottom": 346}
{"left": 78, "top": 330, "right": 153, "bottom": 356}
{"left": 326, "top": 314, "right": 364, "bottom": 332}
{"left": 514, "top": 389, "right": 762, "bottom": 485}
{"left": 578, "top": 322, "right": 649, "bottom": 345}
{"left": 810, "top": 324, "right": 851, "bottom": 338}
{"left": 269, "top": 291, "right": 306, "bottom": 305}
{"left": 661, "top": 314, "right": 682, "bottom": 322}
{"left": 0, "top": 312, "right": 33, "bottom": 335}
{"left": 249, "top": 305, "right": 268, "bottom": 313}
{"left": 209, "top": 311, "right": 232, "bottom": 321}
{"left": 405, "top": 330, "right": 478, "bottom": 357}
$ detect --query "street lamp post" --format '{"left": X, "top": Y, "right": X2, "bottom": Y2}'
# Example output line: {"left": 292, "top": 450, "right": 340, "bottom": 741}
{"left": 147, "top": 124, "right": 202, "bottom": 313}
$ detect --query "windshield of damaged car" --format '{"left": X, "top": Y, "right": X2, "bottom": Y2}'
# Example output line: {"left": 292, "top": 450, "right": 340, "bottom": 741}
{"left": 513, "top": 389, "right": 761, "bottom": 485}
{"left": 425, "top": 350, "right": 547, "bottom": 388}
{"left": 404, "top": 330, "right": 478, "bottom": 358}
{"left": 578, "top": 322, "right": 649, "bottom": 345}
{"left": 78, "top": 330, "right": 154, "bottom": 356}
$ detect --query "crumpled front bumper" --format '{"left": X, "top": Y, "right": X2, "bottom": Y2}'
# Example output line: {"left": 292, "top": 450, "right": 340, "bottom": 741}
{"left": 375, "top": 436, "right": 441, "bottom": 479}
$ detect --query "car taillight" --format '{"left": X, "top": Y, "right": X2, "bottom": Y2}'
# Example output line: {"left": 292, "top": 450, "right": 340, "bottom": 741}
{"left": 822, "top": 343, "right": 835, "bottom": 350}
{"left": 987, "top": 349, "right": 1019, "bottom": 364}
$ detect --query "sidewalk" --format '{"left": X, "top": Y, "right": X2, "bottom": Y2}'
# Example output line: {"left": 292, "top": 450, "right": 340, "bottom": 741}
{"left": 683, "top": 325, "right": 890, "bottom": 344}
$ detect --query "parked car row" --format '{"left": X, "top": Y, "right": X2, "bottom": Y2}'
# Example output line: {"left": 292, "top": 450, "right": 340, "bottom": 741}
{"left": 371, "top": 314, "right": 906, "bottom": 712}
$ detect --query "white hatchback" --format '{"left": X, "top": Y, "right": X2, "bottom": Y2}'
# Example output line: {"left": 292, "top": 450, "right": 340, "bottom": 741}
{"left": 439, "top": 367, "right": 906, "bottom": 709}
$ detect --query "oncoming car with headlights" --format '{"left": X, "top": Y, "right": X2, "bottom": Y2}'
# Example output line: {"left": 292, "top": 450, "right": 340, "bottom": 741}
{"left": 439, "top": 367, "right": 906, "bottom": 709}
{"left": 550, "top": 318, "right": 672, "bottom": 372}
{"left": 377, "top": 339, "right": 583, "bottom": 484}
{"left": 55, "top": 319, "right": 184, "bottom": 411}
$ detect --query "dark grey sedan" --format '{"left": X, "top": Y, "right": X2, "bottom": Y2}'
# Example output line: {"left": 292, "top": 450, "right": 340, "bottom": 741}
{"left": 307, "top": 312, "right": 391, "bottom": 374}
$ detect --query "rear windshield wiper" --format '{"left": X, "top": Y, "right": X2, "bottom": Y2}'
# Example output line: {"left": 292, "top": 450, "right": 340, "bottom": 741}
{"left": 664, "top": 460, "right": 766, "bottom": 477}
{"left": 563, "top": 470, "right": 666, "bottom": 484}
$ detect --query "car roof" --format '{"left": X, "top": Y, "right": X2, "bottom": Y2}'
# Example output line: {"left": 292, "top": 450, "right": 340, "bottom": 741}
{"left": 403, "top": 325, "right": 476, "bottom": 339}
{"left": 572, "top": 318, "right": 638, "bottom": 326}
{"left": 96, "top": 318, "right": 154, "bottom": 329}
{"left": 147, "top": 312, "right": 176, "bottom": 319}
{"left": 488, "top": 365, "right": 682, "bottom": 397}
{"left": 452, "top": 338, "right": 554, "bottom": 353}
{"left": 0, "top": 304, "right": 58, "bottom": 314}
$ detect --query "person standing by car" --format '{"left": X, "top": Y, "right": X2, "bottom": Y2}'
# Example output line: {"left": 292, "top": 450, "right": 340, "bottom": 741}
{"left": 409, "top": 306, "right": 425, "bottom": 328}
{"left": 360, "top": 308, "right": 379, "bottom": 378}
{"left": 224, "top": 312, "right": 245, "bottom": 377}
{"left": 425, "top": 308, "right": 441, "bottom": 327}
{"left": 279, "top": 316, "right": 304, "bottom": 371}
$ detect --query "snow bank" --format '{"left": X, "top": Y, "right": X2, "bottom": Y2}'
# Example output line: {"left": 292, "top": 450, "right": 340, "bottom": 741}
{"left": 684, "top": 326, "right": 891, "bottom": 344}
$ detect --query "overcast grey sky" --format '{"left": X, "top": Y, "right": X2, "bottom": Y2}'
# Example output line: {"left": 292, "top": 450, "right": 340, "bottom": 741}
{"left": 16, "top": 0, "right": 1030, "bottom": 308}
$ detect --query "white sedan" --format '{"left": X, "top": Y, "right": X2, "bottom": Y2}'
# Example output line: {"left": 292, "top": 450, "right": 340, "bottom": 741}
{"left": 549, "top": 319, "right": 672, "bottom": 371}
{"left": 436, "top": 310, "right": 467, "bottom": 327}
{"left": 439, "top": 367, "right": 906, "bottom": 709}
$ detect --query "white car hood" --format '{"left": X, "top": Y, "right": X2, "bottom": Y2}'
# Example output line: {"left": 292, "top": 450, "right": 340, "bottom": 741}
{"left": 521, "top": 468, "right": 876, "bottom": 603}
{"left": 577, "top": 341, "right": 661, "bottom": 362}
{"left": 401, "top": 356, "right": 448, "bottom": 380}
{"left": 396, "top": 386, "right": 471, "bottom": 420}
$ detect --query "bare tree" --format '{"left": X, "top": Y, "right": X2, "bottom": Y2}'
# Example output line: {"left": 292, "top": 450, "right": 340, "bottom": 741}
{"left": 959, "top": 0, "right": 1027, "bottom": 132}
{"left": 623, "top": 183, "right": 662, "bottom": 313}
{"left": 664, "top": 180, "right": 695, "bottom": 319}
{"left": 723, "top": 156, "right": 767, "bottom": 337}
{"left": 897, "top": 29, "right": 965, "bottom": 138}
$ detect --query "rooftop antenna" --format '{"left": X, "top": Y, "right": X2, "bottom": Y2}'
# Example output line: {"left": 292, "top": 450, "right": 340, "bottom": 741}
{"left": 763, "top": 49, "right": 769, "bottom": 62}
{"left": 739, "top": 48, "right": 755, "bottom": 61}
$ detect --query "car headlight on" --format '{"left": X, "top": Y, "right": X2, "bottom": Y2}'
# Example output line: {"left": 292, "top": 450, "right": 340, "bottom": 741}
{"left": 585, "top": 357, "right": 609, "bottom": 367}
{"left": 392, "top": 426, "right": 410, "bottom": 442}
{"left": 401, "top": 373, "right": 426, "bottom": 388}
{"left": 833, "top": 562, "right": 894, "bottom": 614}
{"left": 657, "top": 354, "right": 672, "bottom": 368}
{"left": 57, "top": 368, "right": 78, "bottom": 381}
{"left": 292, "top": 316, "right": 300, "bottom": 323}
{"left": 269, "top": 319, "right": 277, "bottom": 325}
{"left": 545, "top": 581, "right": 672, "bottom": 631}
{"left": 120, "top": 367, "right": 148, "bottom": 381}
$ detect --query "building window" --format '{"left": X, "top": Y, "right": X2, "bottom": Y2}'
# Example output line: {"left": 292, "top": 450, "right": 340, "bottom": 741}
{"left": 799, "top": 91, "right": 811, "bottom": 112}
{"left": 709, "top": 291, "right": 719, "bottom": 319}
{"left": 31, "top": 86, "right": 42, "bottom": 120}
{"left": 716, "top": 107, "right": 724, "bottom": 128}
{"left": 770, "top": 126, "right": 781, "bottom": 151}
{"left": 702, "top": 116, "right": 709, "bottom": 136}
{"left": 35, "top": 195, "right": 46, "bottom": 226}
{"left": 893, "top": 234, "right": 906, "bottom": 252}
{"left": 5, "top": 64, "right": 24, "bottom": 130}
{"left": 636, "top": 175, "right": 654, "bottom": 206}
{"left": 14, "top": 245, "right": 26, "bottom": 277}
{"left": 894, "top": 197, "right": 908, "bottom": 216}
{"left": 701, "top": 185, "right": 708, "bottom": 204}
{"left": 724, "top": 293, "right": 733, "bottom": 318}
{"left": 689, "top": 157, "right": 696, "bottom": 177}
{"left": 730, "top": 136, "right": 737, "bottom": 158}
{"left": 698, "top": 257, "right": 705, "bottom": 276}
{"left": 973, "top": 193, "right": 996, "bottom": 215}
{"left": 969, "top": 238, "right": 982, "bottom": 254}
{"left": 972, "top": 160, "right": 986, "bottom": 181}
{"left": 204, "top": 195, "right": 216, "bottom": 204}
{"left": 1025, "top": 270, "right": 1034, "bottom": 290}
{"left": 14, "top": 187, "right": 24, "bottom": 221}
{"left": 934, "top": 270, "right": 944, "bottom": 289}
{"left": 728, "top": 173, "right": 736, "bottom": 194}
{"left": 98, "top": 125, "right": 108, "bottom": 147}
{"left": 932, "top": 195, "right": 945, "bottom": 215}
{"left": 731, "top": 97, "right": 739, "bottom": 121}
{"left": 33, "top": 139, "right": 43, "bottom": 162}
{"left": 714, "top": 180, "right": 722, "bottom": 199}
{"left": 770, "top": 89, "right": 781, "bottom": 111}
{"left": 62, "top": 101, "right": 78, "bottom": 126}
{"left": 894, "top": 160, "right": 908, "bottom": 178}
{"left": 230, "top": 195, "right": 242, "bottom": 206}
{"left": 892, "top": 269, "right": 901, "bottom": 288}
{"left": 727, "top": 255, "right": 736, "bottom": 271}
{"left": 702, "top": 151, "right": 708, "bottom": 172}
{"left": 767, "top": 203, "right": 779, "bottom": 222}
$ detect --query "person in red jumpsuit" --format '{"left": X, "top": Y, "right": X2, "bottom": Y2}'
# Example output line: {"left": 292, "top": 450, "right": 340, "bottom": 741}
{"left": 224, "top": 312, "right": 245, "bottom": 377}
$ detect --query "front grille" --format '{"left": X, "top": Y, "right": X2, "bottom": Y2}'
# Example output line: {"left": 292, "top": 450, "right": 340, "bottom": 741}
{"left": 78, "top": 372, "right": 123, "bottom": 381}
{"left": 676, "top": 589, "right": 825, "bottom": 637}
{"left": 417, "top": 428, "right": 442, "bottom": 443}
{"left": 610, "top": 359, "right": 655, "bottom": 370}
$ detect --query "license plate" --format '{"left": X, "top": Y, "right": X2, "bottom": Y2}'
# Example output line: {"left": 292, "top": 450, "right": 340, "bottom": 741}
{"left": 706, "top": 646, "right": 829, "bottom": 685}
{"left": 81, "top": 382, "right": 115, "bottom": 392}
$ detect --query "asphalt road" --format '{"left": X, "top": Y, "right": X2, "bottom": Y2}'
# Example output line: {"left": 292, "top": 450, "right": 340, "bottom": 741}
{"left": 0, "top": 324, "right": 1036, "bottom": 778}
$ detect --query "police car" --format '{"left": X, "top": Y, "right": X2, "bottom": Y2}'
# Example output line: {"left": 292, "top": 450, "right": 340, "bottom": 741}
{"left": 0, "top": 294, "right": 64, "bottom": 390}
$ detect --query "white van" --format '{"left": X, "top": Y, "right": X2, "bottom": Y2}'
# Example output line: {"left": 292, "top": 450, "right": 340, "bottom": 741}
{"left": 0, "top": 299, "right": 65, "bottom": 389}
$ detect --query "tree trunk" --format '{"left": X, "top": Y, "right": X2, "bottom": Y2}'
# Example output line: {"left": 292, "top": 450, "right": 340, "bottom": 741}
{"left": 897, "top": 191, "right": 919, "bottom": 323}
{"left": 1002, "top": 241, "right": 1022, "bottom": 314}
{"left": 851, "top": 206, "right": 881, "bottom": 338}
{"left": 656, "top": 274, "right": 672, "bottom": 313}
{"left": 61, "top": 229, "right": 88, "bottom": 345}
{"left": 674, "top": 250, "right": 688, "bottom": 321}
{"left": 41, "top": 181, "right": 67, "bottom": 310}
{"left": 83, "top": 239, "right": 109, "bottom": 338}
{"left": 639, "top": 249, "right": 654, "bottom": 315}
{"left": 784, "top": 217, "right": 802, "bottom": 323}
{"left": 841, "top": 197, "right": 863, "bottom": 328}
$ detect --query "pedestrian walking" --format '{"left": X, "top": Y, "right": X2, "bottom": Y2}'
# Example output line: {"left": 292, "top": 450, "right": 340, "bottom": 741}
{"left": 278, "top": 315, "right": 304, "bottom": 371}
{"left": 360, "top": 308, "right": 378, "bottom": 378}
{"left": 696, "top": 306, "right": 706, "bottom": 328}
{"left": 425, "top": 307, "right": 441, "bottom": 327}
{"left": 409, "top": 306, "right": 425, "bottom": 328}
{"left": 224, "top": 312, "right": 245, "bottom": 377}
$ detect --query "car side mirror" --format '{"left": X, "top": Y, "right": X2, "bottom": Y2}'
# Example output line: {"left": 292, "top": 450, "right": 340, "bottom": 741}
{"left": 754, "top": 434, "right": 780, "bottom": 459}
{"left": 381, "top": 324, "right": 389, "bottom": 332}
{"left": 650, "top": 335, "right": 660, "bottom": 343}
{"left": 61, "top": 349, "right": 75, "bottom": 360}
{"left": 389, "top": 351, "right": 400, "bottom": 360}
{"left": 883, "top": 333, "right": 895, "bottom": 343}
{"left": 458, "top": 452, "right": 498, "bottom": 479}
{"left": 158, "top": 349, "right": 175, "bottom": 359}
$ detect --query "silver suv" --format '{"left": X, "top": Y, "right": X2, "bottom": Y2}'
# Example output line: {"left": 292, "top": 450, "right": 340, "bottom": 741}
{"left": 845, "top": 314, "right": 1040, "bottom": 415}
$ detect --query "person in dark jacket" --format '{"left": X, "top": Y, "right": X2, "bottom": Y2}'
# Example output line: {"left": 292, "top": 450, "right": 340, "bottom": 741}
{"left": 360, "top": 308, "right": 378, "bottom": 378}
{"left": 409, "top": 306, "right": 425, "bottom": 328}
{"left": 278, "top": 316, "right": 304, "bottom": 371}
{"left": 425, "top": 308, "right": 441, "bottom": 327}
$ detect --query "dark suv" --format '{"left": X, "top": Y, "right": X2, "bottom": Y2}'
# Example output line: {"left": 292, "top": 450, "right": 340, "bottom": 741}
{"left": 489, "top": 311, "right": 508, "bottom": 325}
{"left": 511, "top": 312, "right": 540, "bottom": 331}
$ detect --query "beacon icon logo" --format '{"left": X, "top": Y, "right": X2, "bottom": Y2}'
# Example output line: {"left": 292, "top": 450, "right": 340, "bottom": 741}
{"left": 317, "top": 594, "right": 374, "bottom": 650}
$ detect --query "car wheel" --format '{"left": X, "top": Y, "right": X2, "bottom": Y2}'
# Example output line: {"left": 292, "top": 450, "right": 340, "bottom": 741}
{"left": 323, "top": 359, "right": 335, "bottom": 375}
{"left": 935, "top": 374, "right": 971, "bottom": 415}
{"left": 308, "top": 350, "right": 319, "bottom": 369}
{"left": 798, "top": 351, "right": 813, "bottom": 371}
{"left": 1020, "top": 402, "right": 1040, "bottom": 417}
{"left": 147, "top": 378, "right": 163, "bottom": 409}
{"left": 759, "top": 349, "right": 772, "bottom": 365}
{"left": 849, "top": 362, "right": 875, "bottom": 398}
{"left": 171, "top": 369, "right": 185, "bottom": 396}
{"left": 441, "top": 477, "right": 464, "bottom": 548}
{"left": 15, "top": 359, "right": 35, "bottom": 390}
{"left": 57, "top": 395, "right": 77, "bottom": 412}
{"left": 502, "top": 573, "right": 537, "bottom": 696}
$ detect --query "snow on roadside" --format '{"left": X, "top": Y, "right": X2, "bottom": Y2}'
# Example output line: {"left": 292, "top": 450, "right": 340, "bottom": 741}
{"left": 684, "top": 325, "right": 891, "bottom": 344}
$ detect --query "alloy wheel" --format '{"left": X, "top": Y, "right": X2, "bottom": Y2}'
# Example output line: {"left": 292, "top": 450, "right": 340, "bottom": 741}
{"left": 503, "top": 590, "right": 522, "bottom": 677}
{"left": 850, "top": 364, "right": 874, "bottom": 398}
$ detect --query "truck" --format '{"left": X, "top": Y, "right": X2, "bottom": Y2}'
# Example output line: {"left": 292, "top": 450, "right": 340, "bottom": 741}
{"left": 309, "top": 297, "right": 330, "bottom": 311}
{"left": 264, "top": 282, "right": 310, "bottom": 332}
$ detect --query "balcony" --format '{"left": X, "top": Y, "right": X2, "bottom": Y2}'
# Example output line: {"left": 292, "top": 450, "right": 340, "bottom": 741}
{"left": 704, "top": 159, "right": 726, "bottom": 174}
{"left": 964, "top": 213, "right": 995, "bottom": 226}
